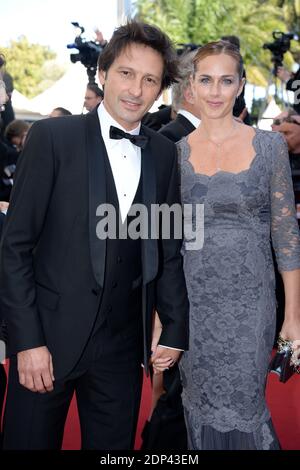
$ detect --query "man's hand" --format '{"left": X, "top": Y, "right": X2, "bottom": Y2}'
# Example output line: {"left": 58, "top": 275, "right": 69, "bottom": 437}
{"left": 0, "top": 201, "right": 9, "bottom": 212}
{"left": 272, "top": 118, "right": 300, "bottom": 154}
{"left": 151, "top": 345, "right": 181, "bottom": 375}
{"left": 94, "top": 29, "right": 107, "bottom": 47}
{"left": 17, "top": 346, "right": 55, "bottom": 393}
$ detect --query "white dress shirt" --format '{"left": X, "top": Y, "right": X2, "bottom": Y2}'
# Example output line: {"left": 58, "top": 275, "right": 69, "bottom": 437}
{"left": 98, "top": 102, "right": 141, "bottom": 223}
{"left": 98, "top": 103, "right": 182, "bottom": 354}
{"left": 177, "top": 109, "right": 201, "bottom": 128}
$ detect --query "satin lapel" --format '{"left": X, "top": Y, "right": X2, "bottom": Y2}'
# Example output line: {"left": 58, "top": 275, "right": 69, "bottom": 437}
{"left": 140, "top": 126, "right": 158, "bottom": 286}
{"left": 86, "top": 110, "right": 106, "bottom": 288}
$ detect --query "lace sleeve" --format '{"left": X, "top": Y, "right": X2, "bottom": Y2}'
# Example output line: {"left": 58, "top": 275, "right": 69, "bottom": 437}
{"left": 270, "top": 132, "right": 300, "bottom": 271}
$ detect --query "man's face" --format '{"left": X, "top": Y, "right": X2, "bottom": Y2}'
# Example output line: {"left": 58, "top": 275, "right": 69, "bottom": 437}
{"left": 98, "top": 43, "right": 163, "bottom": 130}
{"left": 0, "top": 80, "right": 8, "bottom": 108}
{"left": 84, "top": 89, "right": 102, "bottom": 112}
{"left": 272, "top": 119, "right": 300, "bottom": 154}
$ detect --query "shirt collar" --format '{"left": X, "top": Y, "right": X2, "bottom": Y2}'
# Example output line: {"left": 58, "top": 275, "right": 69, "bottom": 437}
{"left": 177, "top": 109, "right": 201, "bottom": 128}
{"left": 98, "top": 102, "right": 141, "bottom": 147}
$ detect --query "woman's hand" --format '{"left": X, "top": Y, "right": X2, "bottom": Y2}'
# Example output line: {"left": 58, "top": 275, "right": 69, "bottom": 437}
{"left": 280, "top": 318, "right": 300, "bottom": 366}
{"left": 150, "top": 312, "right": 181, "bottom": 374}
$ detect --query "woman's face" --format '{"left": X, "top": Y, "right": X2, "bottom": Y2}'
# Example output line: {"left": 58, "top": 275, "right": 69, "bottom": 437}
{"left": 191, "top": 53, "right": 245, "bottom": 120}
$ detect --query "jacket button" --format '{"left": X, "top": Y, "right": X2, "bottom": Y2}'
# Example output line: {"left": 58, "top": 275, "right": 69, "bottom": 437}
{"left": 112, "top": 281, "right": 117, "bottom": 288}
{"left": 117, "top": 256, "right": 122, "bottom": 264}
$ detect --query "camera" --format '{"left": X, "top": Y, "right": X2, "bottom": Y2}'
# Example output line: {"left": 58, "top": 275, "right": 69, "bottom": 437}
{"left": 176, "top": 43, "right": 201, "bottom": 55}
{"left": 263, "top": 31, "right": 299, "bottom": 71}
{"left": 67, "top": 22, "right": 105, "bottom": 84}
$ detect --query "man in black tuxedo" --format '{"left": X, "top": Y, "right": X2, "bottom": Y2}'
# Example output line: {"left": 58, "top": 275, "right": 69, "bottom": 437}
{"left": 0, "top": 21, "right": 189, "bottom": 450}
{"left": 159, "top": 50, "right": 201, "bottom": 142}
{"left": 0, "top": 211, "right": 6, "bottom": 448}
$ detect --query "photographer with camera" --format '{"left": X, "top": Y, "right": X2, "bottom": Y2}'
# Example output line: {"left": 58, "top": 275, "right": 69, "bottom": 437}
{"left": 263, "top": 31, "right": 300, "bottom": 115}
{"left": 277, "top": 65, "right": 300, "bottom": 114}
{"left": 0, "top": 54, "right": 15, "bottom": 135}
{"left": 83, "top": 83, "right": 103, "bottom": 112}
{"left": 0, "top": 72, "right": 19, "bottom": 202}
{"left": 263, "top": 31, "right": 299, "bottom": 113}
{"left": 272, "top": 110, "right": 300, "bottom": 171}
{"left": 68, "top": 23, "right": 107, "bottom": 85}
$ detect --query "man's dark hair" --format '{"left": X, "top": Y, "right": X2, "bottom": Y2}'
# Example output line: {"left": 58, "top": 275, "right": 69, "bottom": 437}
{"left": 52, "top": 107, "right": 72, "bottom": 116}
{"left": 87, "top": 83, "right": 104, "bottom": 98}
{"left": 98, "top": 21, "right": 178, "bottom": 90}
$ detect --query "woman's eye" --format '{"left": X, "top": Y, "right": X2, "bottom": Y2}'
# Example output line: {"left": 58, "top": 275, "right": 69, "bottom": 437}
{"left": 200, "top": 77, "right": 210, "bottom": 84}
{"left": 223, "top": 78, "right": 233, "bottom": 85}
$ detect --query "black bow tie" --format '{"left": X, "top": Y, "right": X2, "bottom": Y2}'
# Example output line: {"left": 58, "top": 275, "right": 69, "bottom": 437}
{"left": 109, "top": 125, "right": 149, "bottom": 149}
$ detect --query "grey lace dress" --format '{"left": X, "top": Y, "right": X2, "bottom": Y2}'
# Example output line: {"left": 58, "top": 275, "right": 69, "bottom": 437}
{"left": 177, "top": 129, "right": 300, "bottom": 450}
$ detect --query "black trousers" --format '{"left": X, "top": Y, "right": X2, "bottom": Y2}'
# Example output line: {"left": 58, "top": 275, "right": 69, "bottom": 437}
{"left": 3, "top": 323, "right": 143, "bottom": 450}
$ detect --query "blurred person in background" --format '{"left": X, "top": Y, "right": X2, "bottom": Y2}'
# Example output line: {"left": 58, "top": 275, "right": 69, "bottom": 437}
{"left": 83, "top": 83, "right": 103, "bottom": 112}
{"left": 0, "top": 81, "right": 19, "bottom": 202}
{"left": 272, "top": 111, "right": 300, "bottom": 164}
{"left": 0, "top": 53, "right": 15, "bottom": 135}
{"left": 4, "top": 119, "right": 30, "bottom": 152}
{"left": 142, "top": 104, "right": 174, "bottom": 131}
{"left": 49, "top": 107, "right": 72, "bottom": 118}
{"left": 159, "top": 50, "right": 200, "bottom": 142}
{"left": 277, "top": 66, "right": 300, "bottom": 115}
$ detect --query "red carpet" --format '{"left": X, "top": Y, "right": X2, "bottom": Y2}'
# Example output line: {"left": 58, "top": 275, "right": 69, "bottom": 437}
{"left": 2, "top": 363, "right": 300, "bottom": 449}
{"left": 62, "top": 371, "right": 300, "bottom": 450}
{"left": 266, "top": 372, "right": 300, "bottom": 449}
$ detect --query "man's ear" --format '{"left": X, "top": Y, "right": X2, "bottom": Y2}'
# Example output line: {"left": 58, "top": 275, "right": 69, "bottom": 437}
{"left": 184, "top": 85, "right": 195, "bottom": 105}
{"left": 98, "top": 70, "right": 106, "bottom": 87}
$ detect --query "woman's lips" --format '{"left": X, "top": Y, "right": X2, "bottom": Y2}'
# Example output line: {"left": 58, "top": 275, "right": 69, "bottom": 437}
{"left": 207, "top": 101, "right": 223, "bottom": 107}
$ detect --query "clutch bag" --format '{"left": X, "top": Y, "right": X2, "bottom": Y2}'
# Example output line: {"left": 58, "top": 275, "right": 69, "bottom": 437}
{"left": 269, "top": 334, "right": 300, "bottom": 383}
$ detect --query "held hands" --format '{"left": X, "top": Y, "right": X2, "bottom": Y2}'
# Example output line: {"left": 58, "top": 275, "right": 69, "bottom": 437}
{"left": 151, "top": 346, "right": 181, "bottom": 375}
{"left": 17, "top": 346, "right": 55, "bottom": 393}
{"left": 150, "top": 312, "right": 181, "bottom": 375}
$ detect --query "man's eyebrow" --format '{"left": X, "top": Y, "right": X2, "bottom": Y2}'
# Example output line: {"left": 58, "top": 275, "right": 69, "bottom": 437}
{"left": 116, "top": 66, "right": 161, "bottom": 80}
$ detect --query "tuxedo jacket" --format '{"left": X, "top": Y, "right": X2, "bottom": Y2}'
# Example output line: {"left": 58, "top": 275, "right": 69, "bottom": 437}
{"left": 0, "top": 212, "right": 5, "bottom": 343}
{"left": 159, "top": 113, "right": 196, "bottom": 143}
{"left": 0, "top": 109, "right": 189, "bottom": 379}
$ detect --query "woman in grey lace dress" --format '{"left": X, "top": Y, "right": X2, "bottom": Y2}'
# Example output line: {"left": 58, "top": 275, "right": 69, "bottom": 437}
{"left": 176, "top": 41, "right": 300, "bottom": 450}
